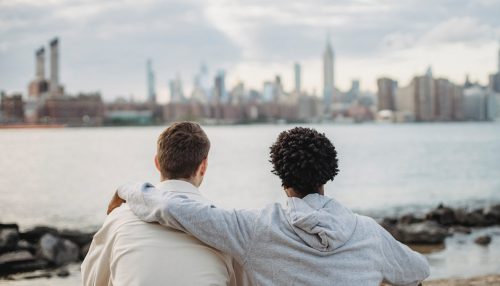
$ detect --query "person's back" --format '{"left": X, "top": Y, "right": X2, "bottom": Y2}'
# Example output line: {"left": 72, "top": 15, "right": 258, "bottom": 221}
{"left": 81, "top": 203, "right": 234, "bottom": 285}
{"left": 82, "top": 122, "right": 238, "bottom": 286}
{"left": 237, "top": 195, "right": 428, "bottom": 285}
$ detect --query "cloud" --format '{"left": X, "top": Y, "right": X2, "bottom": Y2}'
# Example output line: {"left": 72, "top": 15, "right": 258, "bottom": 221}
{"left": 0, "top": 0, "right": 500, "bottom": 99}
{"left": 421, "top": 17, "right": 500, "bottom": 45}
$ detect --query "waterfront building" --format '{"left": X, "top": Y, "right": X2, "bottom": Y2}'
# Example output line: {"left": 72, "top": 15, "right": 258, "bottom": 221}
{"left": 463, "top": 85, "right": 487, "bottom": 121}
{"left": 294, "top": 63, "right": 301, "bottom": 93}
{"left": 28, "top": 47, "right": 49, "bottom": 98}
{"left": 323, "top": 35, "right": 335, "bottom": 113}
{"left": 262, "top": 81, "right": 274, "bottom": 102}
{"left": 434, "top": 78, "right": 454, "bottom": 121}
{"left": 40, "top": 92, "right": 104, "bottom": 125}
{"left": 377, "top": 77, "right": 397, "bottom": 111}
{"left": 49, "top": 38, "right": 63, "bottom": 97}
{"left": 214, "top": 70, "right": 228, "bottom": 104}
{"left": 0, "top": 92, "right": 24, "bottom": 123}
{"left": 146, "top": 59, "right": 156, "bottom": 104}
{"left": 169, "top": 75, "right": 185, "bottom": 103}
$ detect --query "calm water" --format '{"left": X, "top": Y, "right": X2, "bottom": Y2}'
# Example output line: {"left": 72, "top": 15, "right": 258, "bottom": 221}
{"left": 1, "top": 122, "right": 500, "bottom": 282}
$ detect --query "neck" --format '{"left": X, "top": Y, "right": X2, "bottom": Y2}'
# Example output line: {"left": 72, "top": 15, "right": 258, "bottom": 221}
{"left": 285, "top": 185, "right": 325, "bottom": 198}
{"left": 160, "top": 176, "right": 199, "bottom": 187}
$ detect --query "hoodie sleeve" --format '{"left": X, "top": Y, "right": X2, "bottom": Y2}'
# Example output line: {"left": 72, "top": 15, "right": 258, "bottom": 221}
{"left": 118, "top": 183, "right": 259, "bottom": 264}
{"left": 376, "top": 223, "right": 430, "bottom": 286}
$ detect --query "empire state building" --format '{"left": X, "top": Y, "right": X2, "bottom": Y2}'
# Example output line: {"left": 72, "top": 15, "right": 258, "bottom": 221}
{"left": 323, "top": 36, "right": 335, "bottom": 113}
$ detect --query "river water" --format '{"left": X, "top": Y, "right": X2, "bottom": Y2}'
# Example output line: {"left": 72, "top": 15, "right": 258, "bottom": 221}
{"left": 1, "top": 122, "right": 500, "bottom": 283}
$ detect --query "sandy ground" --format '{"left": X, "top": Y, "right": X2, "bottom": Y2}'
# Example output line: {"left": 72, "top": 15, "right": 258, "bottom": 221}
{"left": 424, "top": 275, "right": 500, "bottom": 286}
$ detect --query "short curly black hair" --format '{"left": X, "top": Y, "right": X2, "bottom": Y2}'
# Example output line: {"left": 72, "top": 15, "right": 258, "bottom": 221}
{"left": 269, "top": 127, "right": 339, "bottom": 196}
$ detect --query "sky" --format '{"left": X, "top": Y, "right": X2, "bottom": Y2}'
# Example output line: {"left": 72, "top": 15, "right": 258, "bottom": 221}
{"left": 1, "top": 0, "right": 500, "bottom": 103}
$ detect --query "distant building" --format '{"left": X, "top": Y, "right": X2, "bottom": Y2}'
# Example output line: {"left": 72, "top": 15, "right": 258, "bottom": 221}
{"left": 452, "top": 85, "right": 465, "bottom": 121}
{"left": 377, "top": 77, "right": 397, "bottom": 111}
{"left": 323, "top": 35, "right": 335, "bottom": 113}
{"left": 434, "top": 78, "right": 454, "bottom": 121}
{"left": 40, "top": 93, "right": 104, "bottom": 125}
{"left": 105, "top": 97, "right": 154, "bottom": 125}
{"left": 49, "top": 38, "right": 63, "bottom": 97}
{"left": 28, "top": 47, "right": 49, "bottom": 98}
{"left": 294, "top": 63, "right": 301, "bottom": 93}
{"left": 0, "top": 92, "right": 24, "bottom": 123}
{"left": 169, "top": 75, "right": 185, "bottom": 103}
{"left": 214, "top": 70, "right": 227, "bottom": 104}
{"left": 343, "top": 79, "right": 360, "bottom": 103}
{"left": 146, "top": 59, "right": 156, "bottom": 104}
{"left": 262, "top": 81, "right": 274, "bottom": 102}
{"left": 463, "top": 85, "right": 487, "bottom": 121}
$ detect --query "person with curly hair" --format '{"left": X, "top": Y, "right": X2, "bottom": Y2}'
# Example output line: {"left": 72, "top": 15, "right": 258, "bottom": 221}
{"left": 112, "top": 125, "right": 429, "bottom": 286}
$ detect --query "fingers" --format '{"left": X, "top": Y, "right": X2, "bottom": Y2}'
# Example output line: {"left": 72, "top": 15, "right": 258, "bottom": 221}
{"left": 107, "top": 191, "right": 125, "bottom": 215}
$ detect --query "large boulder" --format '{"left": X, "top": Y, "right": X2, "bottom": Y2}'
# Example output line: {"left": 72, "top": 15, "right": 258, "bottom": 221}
{"left": 0, "top": 224, "right": 19, "bottom": 254}
{"left": 20, "top": 226, "right": 59, "bottom": 244}
{"left": 483, "top": 205, "right": 500, "bottom": 225}
{"left": 455, "top": 209, "right": 495, "bottom": 227}
{"left": 0, "top": 250, "right": 49, "bottom": 276}
{"left": 393, "top": 221, "right": 448, "bottom": 244}
{"left": 425, "top": 204, "right": 456, "bottom": 226}
{"left": 38, "top": 233, "right": 79, "bottom": 266}
{"left": 59, "top": 229, "right": 95, "bottom": 247}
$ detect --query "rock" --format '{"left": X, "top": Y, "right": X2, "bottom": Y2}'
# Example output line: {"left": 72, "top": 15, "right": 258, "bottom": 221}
{"left": 399, "top": 214, "right": 424, "bottom": 225}
{"left": 80, "top": 242, "right": 91, "bottom": 260}
{"left": 59, "top": 229, "right": 94, "bottom": 247}
{"left": 0, "top": 227, "right": 19, "bottom": 254}
{"left": 19, "top": 226, "right": 59, "bottom": 244}
{"left": 474, "top": 235, "right": 492, "bottom": 246}
{"left": 0, "top": 250, "right": 34, "bottom": 264}
{"left": 16, "top": 239, "right": 36, "bottom": 254}
{"left": 455, "top": 209, "right": 490, "bottom": 227}
{"left": 0, "top": 250, "right": 49, "bottom": 276}
{"left": 449, "top": 226, "right": 472, "bottom": 234}
{"left": 0, "top": 223, "right": 19, "bottom": 230}
{"left": 483, "top": 205, "right": 500, "bottom": 225}
{"left": 425, "top": 204, "right": 456, "bottom": 226}
{"left": 38, "top": 233, "right": 79, "bottom": 266}
{"left": 393, "top": 221, "right": 448, "bottom": 244}
{"left": 56, "top": 268, "right": 70, "bottom": 277}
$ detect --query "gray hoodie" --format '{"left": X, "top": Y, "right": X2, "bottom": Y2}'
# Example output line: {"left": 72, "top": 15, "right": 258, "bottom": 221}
{"left": 119, "top": 181, "right": 429, "bottom": 286}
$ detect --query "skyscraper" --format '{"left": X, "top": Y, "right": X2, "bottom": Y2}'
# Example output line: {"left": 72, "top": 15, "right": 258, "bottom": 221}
{"left": 36, "top": 47, "right": 45, "bottom": 81}
{"left": 146, "top": 59, "right": 156, "bottom": 104}
{"left": 214, "top": 70, "right": 227, "bottom": 104}
{"left": 169, "top": 75, "right": 185, "bottom": 103}
{"left": 294, "top": 63, "right": 301, "bottom": 93}
{"left": 377, "top": 78, "right": 397, "bottom": 111}
{"left": 323, "top": 35, "right": 335, "bottom": 112}
{"left": 49, "top": 38, "right": 59, "bottom": 96}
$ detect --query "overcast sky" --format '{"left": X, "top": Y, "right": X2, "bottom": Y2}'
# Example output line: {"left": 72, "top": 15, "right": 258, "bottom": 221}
{"left": 1, "top": 0, "right": 500, "bottom": 102}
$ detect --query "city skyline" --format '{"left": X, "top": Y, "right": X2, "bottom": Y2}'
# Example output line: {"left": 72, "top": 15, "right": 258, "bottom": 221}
{"left": 1, "top": 0, "right": 500, "bottom": 102}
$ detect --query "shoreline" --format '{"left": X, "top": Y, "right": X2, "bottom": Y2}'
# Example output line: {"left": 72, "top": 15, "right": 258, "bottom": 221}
{"left": 2, "top": 203, "right": 500, "bottom": 282}
{"left": 427, "top": 275, "right": 500, "bottom": 286}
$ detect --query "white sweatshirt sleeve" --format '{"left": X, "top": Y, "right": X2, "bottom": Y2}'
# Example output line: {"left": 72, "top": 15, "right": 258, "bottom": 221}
{"left": 118, "top": 183, "right": 259, "bottom": 264}
{"left": 377, "top": 224, "right": 430, "bottom": 286}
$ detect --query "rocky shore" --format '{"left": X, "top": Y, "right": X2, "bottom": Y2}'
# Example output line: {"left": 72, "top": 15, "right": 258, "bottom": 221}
{"left": 0, "top": 224, "right": 94, "bottom": 280}
{"left": 379, "top": 203, "right": 500, "bottom": 246}
{"left": 1, "top": 203, "right": 500, "bottom": 282}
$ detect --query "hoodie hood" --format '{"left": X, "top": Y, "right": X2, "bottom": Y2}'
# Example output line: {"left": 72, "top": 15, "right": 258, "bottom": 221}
{"left": 285, "top": 194, "right": 357, "bottom": 252}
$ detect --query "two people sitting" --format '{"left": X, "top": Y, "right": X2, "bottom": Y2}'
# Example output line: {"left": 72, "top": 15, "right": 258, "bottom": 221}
{"left": 82, "top": 121, "right": 429, "bottom": 285}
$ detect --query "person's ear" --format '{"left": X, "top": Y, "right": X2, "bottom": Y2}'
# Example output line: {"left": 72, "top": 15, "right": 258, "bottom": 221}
{"left": 200, "top": 158, "right": 208, "bottom": 176}
{"left": 154, "top": 155, "right": 161, "bottom": 172}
